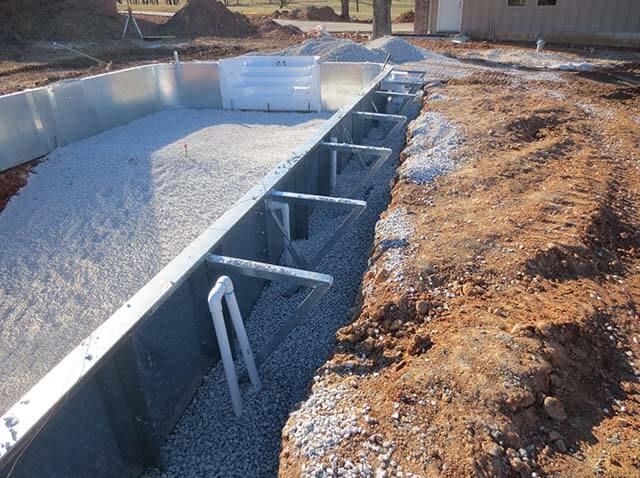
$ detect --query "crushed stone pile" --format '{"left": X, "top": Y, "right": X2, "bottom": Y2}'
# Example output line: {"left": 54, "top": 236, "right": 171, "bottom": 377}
{"left": 368, "top": 36, "right": 431, "bottom": 63}
{"left": 0, "top": 0, "right": 121, "bottom": 41}
{"left": 251, "top": 16, "right": 303, "bottom": 38}
{"left": 280, "top": 37, "right": 386, "bottom": 63}
{"left": 273, "top": 6, "right": 343, "bottom": 21}
{"left": 279, "top": 36, "right": 454, "bottom": 65}
{"left": 160, "top": 0, "right": 256, "bottom": 38}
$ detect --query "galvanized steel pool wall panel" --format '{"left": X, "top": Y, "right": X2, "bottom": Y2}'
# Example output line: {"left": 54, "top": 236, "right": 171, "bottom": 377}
{"left": 177, "top": 62, "right": 223, "bottom": 109}
{"left": 0, "top": 62, "right": 390, "bottom": 478}
{"left": 0, "top": 61, "right": 379, "bottom": 172}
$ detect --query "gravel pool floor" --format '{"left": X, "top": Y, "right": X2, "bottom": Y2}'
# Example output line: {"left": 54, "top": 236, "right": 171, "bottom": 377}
{"left": 0, "top": 108, "right": 329, "bottom": 413}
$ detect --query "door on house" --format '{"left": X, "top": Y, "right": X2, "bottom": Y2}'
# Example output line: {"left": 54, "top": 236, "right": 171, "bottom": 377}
{"left": 437, "top": 0, "right": 463, "bottom": 32}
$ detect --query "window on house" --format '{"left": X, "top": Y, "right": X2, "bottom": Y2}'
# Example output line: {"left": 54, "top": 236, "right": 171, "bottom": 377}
{"left": 537, "top": 0, "right": 557, "bottom": 5}
{"left": 507, "top": 0, "right": 526, "bottom": 6}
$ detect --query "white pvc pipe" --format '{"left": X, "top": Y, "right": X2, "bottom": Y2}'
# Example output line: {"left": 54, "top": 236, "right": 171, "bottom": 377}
{"left": 207, "top": 276, "right": 261, "bottom": 416}
{"left": 330, "top": 135, "right": 338, "bottom": 193}
{"left": 271, "top": 202, "right": 292, "bottom": 266}
{"left": 222, "top": 279, "right": 261, "bottom": 391}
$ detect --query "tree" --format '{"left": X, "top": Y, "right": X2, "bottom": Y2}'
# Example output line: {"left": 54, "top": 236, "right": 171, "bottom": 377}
{"left": 372, "top": 0, "right": 391, "bottom": 39}
{"left": 340, "top": 0, "right": 349, "bottom": 20}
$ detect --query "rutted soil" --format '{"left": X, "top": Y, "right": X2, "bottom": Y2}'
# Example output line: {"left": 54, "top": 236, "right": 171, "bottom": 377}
{"left": 280, "top": 65, "right": 640, "bottom": 476}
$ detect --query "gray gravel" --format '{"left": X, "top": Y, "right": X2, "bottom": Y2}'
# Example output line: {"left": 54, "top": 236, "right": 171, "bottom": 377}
{"left": 145, "top": 106, "right": 418, "bottom": 478}
{"left": 0, "top": 109, "right": 328, "bottom": 414}
{"left": 400, "top": 108, "right": 463, "bottom": 184}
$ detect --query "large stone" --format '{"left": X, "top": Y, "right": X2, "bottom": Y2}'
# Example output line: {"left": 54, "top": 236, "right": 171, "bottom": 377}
{"left": 543, "top": 396, "right": 568, "bottom": 421}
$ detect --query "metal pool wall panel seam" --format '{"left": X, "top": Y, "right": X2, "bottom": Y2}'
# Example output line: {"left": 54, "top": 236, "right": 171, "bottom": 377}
{"left": 176, "top": 62, "right": 223, "bottom": 110}
{"left": 0, "top": 89, "right": 54, "bottom": 171}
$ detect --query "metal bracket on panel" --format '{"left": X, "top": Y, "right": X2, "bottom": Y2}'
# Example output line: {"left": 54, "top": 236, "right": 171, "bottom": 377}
{"left": 206, "top": 254, "right": 332, "bottom": 369}
{"left": 352, "top": 111, "right": 407, "bottom": 145}
{"left": 319, "top": 141, "right": 393, "bottom": 198}
{"left": 265, "top": 190, "right": 367, "bottom": 271}
{"left": 374, "top": 90, "right": 421, "bottom": 116}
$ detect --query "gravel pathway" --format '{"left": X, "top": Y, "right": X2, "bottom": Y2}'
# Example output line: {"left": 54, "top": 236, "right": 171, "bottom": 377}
{"left": 145, "top": 110, "right": 416, "bottom": 478}
{"left": 0, "top": 108, "right": 328, "bottom": 413}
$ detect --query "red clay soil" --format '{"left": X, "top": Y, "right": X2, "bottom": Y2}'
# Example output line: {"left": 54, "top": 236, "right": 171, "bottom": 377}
{"left": 272, "top": 6, "right": 343, "bottom": 22}
{"left": 160, "top": 0, "right": 256, "bottom": 38}
{"left": 280, "top": 65, "right": 640, "bottom": 477}
{"left": 0, "top": 0, "right": 122, "bottom": 41}
{"left": 0, "top": 160, "right": 39, "bottom": 213}
{"left": 393, "top": 10, "right": 415, "bottom": 23}
{"left": 250, "top": 16, "right": 303, "bottom": 38}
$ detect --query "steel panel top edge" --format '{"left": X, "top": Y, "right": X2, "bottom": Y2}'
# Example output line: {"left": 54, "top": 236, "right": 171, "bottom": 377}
{"left": 0, "top": 63, "right": 393, "bottom": 465}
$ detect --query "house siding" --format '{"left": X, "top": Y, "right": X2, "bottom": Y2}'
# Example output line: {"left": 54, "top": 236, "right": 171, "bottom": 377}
{"left": 419, "top": 0, "right": 640, "bottom": 47}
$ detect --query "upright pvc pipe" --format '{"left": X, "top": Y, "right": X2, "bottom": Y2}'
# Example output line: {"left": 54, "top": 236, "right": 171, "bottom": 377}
{"left": 330, "top": 135, "right": 338, "bottom": 193}
{"left": 222, "top": 280, "right": 261, "bottom": 391}
{"left": 207, "top": 276, "right": 260, "bottom": 416}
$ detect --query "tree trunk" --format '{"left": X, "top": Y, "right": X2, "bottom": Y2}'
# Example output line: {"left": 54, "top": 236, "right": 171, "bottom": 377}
{"left": 340, "top": 0, "right": 349, "bottom": 20}
{"left": 372, "top": 0, "right": 391, "bottom": 39}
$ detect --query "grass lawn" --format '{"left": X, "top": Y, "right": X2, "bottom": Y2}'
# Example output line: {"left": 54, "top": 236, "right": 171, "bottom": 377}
{"left": 117, "top": 0, "right": 415, "bottom": 21}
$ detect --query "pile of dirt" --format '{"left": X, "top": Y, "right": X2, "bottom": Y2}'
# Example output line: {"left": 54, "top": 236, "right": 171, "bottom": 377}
{"left": 0, "top": 0, "right": 122, "bottom": 41}
{"left": 393, "top": 10, "right": 415, "bottom": 23}
{"left": 161, "top": 0, "right": 256, "bottom": 38}
{"left": 273, "top": 6, "right": 343, "bottom": 22}
{"left": 250, "top": 16, "right": 303, "bottom": 38}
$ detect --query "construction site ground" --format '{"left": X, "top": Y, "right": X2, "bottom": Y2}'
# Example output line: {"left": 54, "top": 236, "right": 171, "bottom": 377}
{"left": 1, "top": 33, "right": 640, "bottom": 476}
{"left": 279, "top": 46, "right": 640, "bottom": 476}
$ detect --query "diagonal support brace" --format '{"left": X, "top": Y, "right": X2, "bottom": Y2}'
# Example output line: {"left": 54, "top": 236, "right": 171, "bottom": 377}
{"left": 374, "top": 90, "right": 422, "bottom": 115}
{"left": 319, "top": 142, "right": 393, "bottom": 198}
{"left": 352, "top": 111, "right": 408, "bottom": 145}
{"left": 266, "top": 190, "right": 367, "bottom": 271}
{"left": 206, "top": 254, "right": 332, "bottom": 369}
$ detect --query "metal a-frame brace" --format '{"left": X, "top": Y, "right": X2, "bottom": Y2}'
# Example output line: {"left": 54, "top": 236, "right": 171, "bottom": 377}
{"left": 319, "top": 141, "right": 393, "bottom": 198}
{"left": 351, "top": 110, "right": 408, "bottom": 149}
{"left": 266, "top": 190, "right": 367, "bottom": 271}
{"left": 206, "top": 254, "right": 332, "bottom": 369}
{"left": 376, "top": 69, "right": 426, "bottom": 116}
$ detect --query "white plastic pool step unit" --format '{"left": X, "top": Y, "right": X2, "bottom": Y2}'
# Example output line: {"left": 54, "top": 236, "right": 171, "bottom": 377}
{"left": 219, "top": 56, "right": 322, "bottom": 112}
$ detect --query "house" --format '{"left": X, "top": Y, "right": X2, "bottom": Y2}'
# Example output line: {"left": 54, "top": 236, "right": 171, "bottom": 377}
{"left": 413, "top": 0, "right": 640, "bottom": 47}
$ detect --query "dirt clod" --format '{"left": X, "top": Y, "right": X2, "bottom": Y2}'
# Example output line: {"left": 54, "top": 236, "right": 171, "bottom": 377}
{"left": 543, "top": 396, "right": 568, "bottom": 421}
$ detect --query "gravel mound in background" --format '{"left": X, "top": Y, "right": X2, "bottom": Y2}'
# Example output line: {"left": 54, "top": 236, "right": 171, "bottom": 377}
{"left": 368, "top": 36, "right": 431, "bottom": 63}
{"left": 280, "top": 36, "right": 453, "bottom": 65}
{"left": 280, "top": 37, "right": 386, "bottom": 63}
{"left": 161, "top": 0, "right": 256, "bottom": 38}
